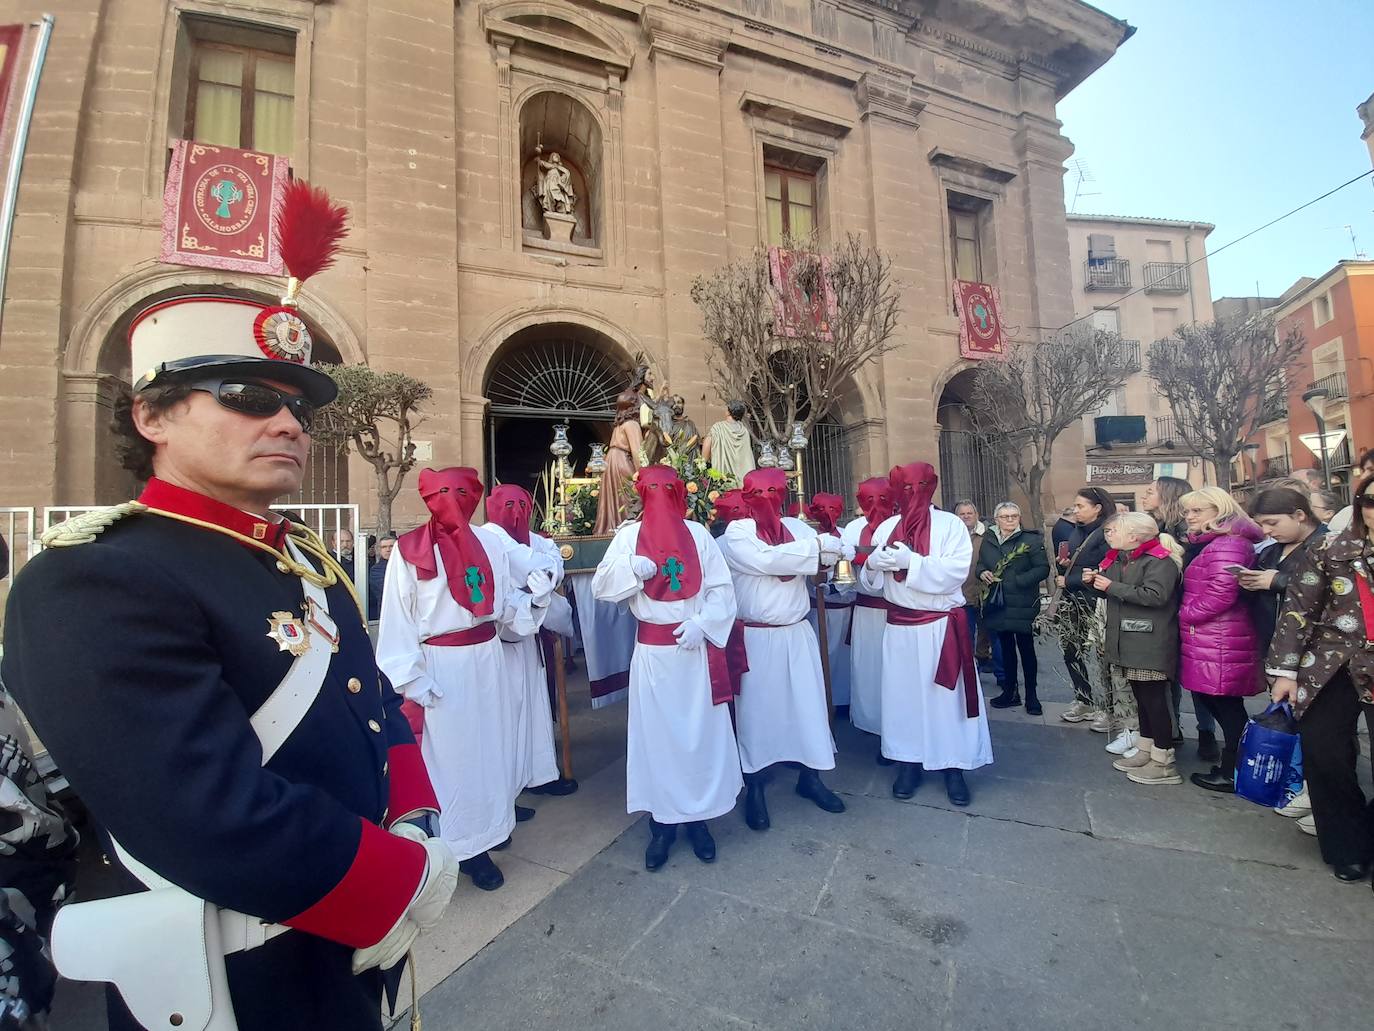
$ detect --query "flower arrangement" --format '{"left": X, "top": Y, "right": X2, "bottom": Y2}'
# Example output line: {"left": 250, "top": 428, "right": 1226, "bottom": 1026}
{"left": 562, "top": 483, "right": 599, "bottom": 536}
{"left": 621, "top": 445, "right": 739, "bottom": 525}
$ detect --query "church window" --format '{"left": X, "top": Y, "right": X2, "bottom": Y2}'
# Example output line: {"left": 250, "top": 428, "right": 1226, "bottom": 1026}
{"left": 181, "top": 20, "right": 295, "bottom": 156}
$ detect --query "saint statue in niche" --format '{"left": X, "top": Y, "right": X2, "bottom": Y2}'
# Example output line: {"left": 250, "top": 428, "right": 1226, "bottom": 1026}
{"left": 533, "top": 148, "right": 576, "bottom": 215}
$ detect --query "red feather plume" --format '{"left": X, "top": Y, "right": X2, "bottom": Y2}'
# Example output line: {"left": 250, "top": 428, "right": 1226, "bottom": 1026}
{"left": 274, "top": 179, "right": 349, "bottom": 286}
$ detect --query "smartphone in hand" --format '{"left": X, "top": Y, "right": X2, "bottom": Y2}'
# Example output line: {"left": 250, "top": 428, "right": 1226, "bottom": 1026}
{"left": 1223, "top": 564, "right": 1246, "bottom": 575}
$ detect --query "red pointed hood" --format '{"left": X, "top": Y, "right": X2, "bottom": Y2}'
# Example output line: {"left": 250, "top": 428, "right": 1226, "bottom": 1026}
{"left": 854, "top": 476, "right": 895, "bottom": 566}
{"left": 398, "top": 467, "right": 495, "bottom": 616}
{"left": 743, "top": 468, "right": 793, "bottom": 546}
{"left": 805, "top": 493, "right": 844, "bottom": 534}
{"left": 486, "top": 484, "right": 533, "bottom": 546}
{"left": 890, "top": 462, "right": 939, "bottom": 556}
{"left": 713, "top": 488, "right": 749, "bottom": 524}
{"left": 634, "top": 466, "right": 701, "bottom": 601}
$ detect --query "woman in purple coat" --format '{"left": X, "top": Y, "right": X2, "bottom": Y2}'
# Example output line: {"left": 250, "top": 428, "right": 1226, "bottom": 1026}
{"left": 1178, "top": 486, "right": 1266, "bottom": 793}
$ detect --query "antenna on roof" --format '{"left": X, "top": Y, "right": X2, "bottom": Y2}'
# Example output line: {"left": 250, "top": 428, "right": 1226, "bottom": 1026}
{"left": 1067, "top": 159, "right": 1101, "bottom": 213}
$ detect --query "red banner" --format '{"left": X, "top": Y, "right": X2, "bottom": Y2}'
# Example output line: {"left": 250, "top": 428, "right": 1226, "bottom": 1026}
{"left": 770, "top": 246, "right": 837, "bottom": 341}
{"left": 953, "top": 279, "right": 1006, "bottom": 360}
{"left": 160, "top": 138, "right": 289, "bottom": 274}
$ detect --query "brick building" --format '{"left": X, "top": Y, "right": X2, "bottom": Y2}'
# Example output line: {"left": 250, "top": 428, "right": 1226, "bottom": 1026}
{"left": 0, "top": 0, "right": 1129, "bottom": 528}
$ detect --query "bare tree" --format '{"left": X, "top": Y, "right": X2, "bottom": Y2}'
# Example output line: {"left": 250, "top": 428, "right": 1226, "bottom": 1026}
{"left": 1147, "top": 315, "right": 1305, "bottom": 490}
{"left": 965, "top": 328, "right": 1137, "bottom": 530}
{"left": 312, "top": 363, "right": 433, "bottom": 536}
{"left": 690, "top": 233, "right": 901, "bottom": 445}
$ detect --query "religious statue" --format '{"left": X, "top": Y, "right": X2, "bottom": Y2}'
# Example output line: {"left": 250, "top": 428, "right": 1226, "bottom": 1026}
{"left": 667, "top": 395, "right": 702, "bottom": 461}
{"left": 533, "top": 149, "right": 576, "bottom": 215}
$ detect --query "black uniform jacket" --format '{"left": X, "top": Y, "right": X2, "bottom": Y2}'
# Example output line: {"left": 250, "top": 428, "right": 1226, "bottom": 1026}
{"left": 1, "top": 478, "right": 439, "bottom": 1030}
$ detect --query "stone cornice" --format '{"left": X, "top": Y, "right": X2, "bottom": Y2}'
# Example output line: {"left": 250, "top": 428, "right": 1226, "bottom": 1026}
{"left": 641, "top": 4, "right": 729, "bottom": 70}
{"left": 927, "top": 146, "right": 1017, "bottom": 184}
{"left": 739, "top": 91, "right": 855, "bottom": 138}
{"left": 854, "top": 70, "right": 925, "bottom": 128}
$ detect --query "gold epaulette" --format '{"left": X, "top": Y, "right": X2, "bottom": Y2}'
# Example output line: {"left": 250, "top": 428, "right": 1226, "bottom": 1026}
{"left": 41, "top": 501, "right": 148, "bottom": 548}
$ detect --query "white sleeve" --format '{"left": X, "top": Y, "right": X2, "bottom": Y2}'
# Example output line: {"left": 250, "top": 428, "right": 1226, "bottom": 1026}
{"left": 533, "top": 535, "right": 567, "bottom": 585}
{"left": 375, "top": 555, "right": 443, "bottom": 703}
{"left": 689, "top": 529, "right": 739, "bottom": 647}
{"left": 497, "top": 547, "right": 546, "bottom": 638}
{"left": 723, "top": 521, "right": 819, "bottom": 577}
{"left": 902, "top": 518, "right": 974, "bottom": 596}
{"left": 592, "top": 526, "right": 642, "bottom": 604}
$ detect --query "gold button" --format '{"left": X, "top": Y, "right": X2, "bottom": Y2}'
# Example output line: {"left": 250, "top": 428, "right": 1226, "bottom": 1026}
{"left": 347, "top": 677, "right": 363, "bottom": 694}
{"left": 368, "top": 719, "right": 381, "bottom": 733}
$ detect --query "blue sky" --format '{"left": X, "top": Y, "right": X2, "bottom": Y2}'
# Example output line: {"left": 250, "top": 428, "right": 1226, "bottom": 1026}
{"left": 1058, "top": 0, "right": 1374, "bottom": 301}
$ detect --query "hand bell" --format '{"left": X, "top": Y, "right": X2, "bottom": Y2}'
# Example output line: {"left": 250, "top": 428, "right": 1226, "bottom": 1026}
{"left": 831, "top": 556, "right": 857, "bottom": 587}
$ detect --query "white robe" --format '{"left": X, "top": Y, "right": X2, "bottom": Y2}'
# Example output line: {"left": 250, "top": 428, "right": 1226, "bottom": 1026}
{"left": 722, "top": 517, "right": 837, "bottom": 774}
{"left": 859, "top": 511, "right": 993, "bottom": 771}
{"left": 486, "top": 525, "right": 562, "bottom": 791}
{"left": 841, "top": 515, "right": 886, "bottom": 734}
{"left": 592, "top": 521, "right": 743, "bottom": 823}
{"left": 376, "top": 527, "right": 546, "bottom": 860}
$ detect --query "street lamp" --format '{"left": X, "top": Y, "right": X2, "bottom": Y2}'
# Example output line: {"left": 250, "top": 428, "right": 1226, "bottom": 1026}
{"left": 1241, "top": 442, "right": 1260, "bottom": 485}
{"left": 1301, "top": 386, "right": 1332, "bottom": 490}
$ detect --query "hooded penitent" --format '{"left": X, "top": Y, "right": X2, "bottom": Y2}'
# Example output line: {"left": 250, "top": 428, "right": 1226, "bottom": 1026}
{"left": 713, "top": 489, "right": 749, "bottom": 525}
{"left": 634, "top": 466, "right": 702, "bottom": 602}
{"left": 743, "top": 468, "right": 793, "bottom": 546}
{"left": 397, "top": 468, "right": 495, "bottom": 616}
{"left": 486, "top": 484, "right": 533, "bottom": 546}
{"left": 854, "top": 477, "right": 895, "bottom": 567}
{"left": 805, "top": 493, "right": 844, "bottom": 535}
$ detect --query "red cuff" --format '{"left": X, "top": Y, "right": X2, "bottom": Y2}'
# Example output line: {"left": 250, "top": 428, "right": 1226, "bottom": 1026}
{"left": 400, "top": 700, "right": 426, "bottom": 743}
{"left": 386, "top": 743, "right": 439, "bottom": 826}
{"left": 283, "top": 819, "right": 426, "bottom": 948}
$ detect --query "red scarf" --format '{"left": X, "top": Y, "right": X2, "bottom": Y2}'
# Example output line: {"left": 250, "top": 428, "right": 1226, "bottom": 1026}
{"left": 713, "top": 488, "right": 749, "bottom": 524}
{"left": 1100, "top": 536, "right": 1171, "bottom": 572}
{"left": 398, "top": 468, "right": 495, "bottom": 616}
{"left": 854, "top": 477, "right": 894, "bottom": 566}
{"left": 743, "top": 468, "right": 794, "bottom": 546}
{"left": 805, "top": 492, "right": 843, "bottom": 534}
{"left": 635, "top": 466, "right": 702, "bottom": 601}
{"left": 486, "top": 484, "right": 533, "bottom": 546}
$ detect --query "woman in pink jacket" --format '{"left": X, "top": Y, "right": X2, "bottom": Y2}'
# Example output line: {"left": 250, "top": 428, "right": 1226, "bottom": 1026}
{"left": 1178, "top": 486, "right": 1266, "bottom": 793}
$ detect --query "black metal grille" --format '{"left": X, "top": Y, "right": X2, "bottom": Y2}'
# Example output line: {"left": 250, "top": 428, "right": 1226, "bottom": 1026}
{"left": 1143, "top": 262, "right": 1189, "bottom": 293}
{"left": 804, "top": 420, "right": 854, "bottom": 514}
{"left": 1084, "top": 258, "right": 1130, "bottom": 291}
{"left": 486, "top": 338, "right": 627, "bottom": 418}
{"left": 939, "top": 428, "right": 1010, "bottom": 518}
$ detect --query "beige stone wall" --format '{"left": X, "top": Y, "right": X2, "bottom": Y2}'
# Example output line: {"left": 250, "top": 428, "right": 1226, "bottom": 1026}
{"left": 0, "top": 0, "right": 1128, "bottom": 524}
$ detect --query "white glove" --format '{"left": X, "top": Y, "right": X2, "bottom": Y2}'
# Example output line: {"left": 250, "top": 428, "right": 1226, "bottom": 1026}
{"left": 673, "top": 620, "right": 705, "bottom": 651}
{"left": 887, "top": 542, "right": 913, "bottom": 569}
{"left": 389, "top": 821, "right": 430, "bottom": 845}
{"left": 865, "top": 547, "right": 900, "bottom": 572}
{"left": 351, "top": 838, "right": 460, "bottom": 974}
{"left": 526, "top": 567, "right": 556, "bottom": 603}
{"left": 839, "top": 543, "right": 856, "bottom": 561}
{"left": 817, "top": 534, "right": 842, "bottom": 568}
{"left": 407, "top": 681, "right": 443, "bottom": 709}
{"left": 631, "top": 555, "right": 658, "bottom": 580}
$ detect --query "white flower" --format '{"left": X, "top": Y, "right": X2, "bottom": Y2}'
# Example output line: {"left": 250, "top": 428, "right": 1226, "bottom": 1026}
{"left": 1300, "top": 651, "right": 1317, "bottom": 668}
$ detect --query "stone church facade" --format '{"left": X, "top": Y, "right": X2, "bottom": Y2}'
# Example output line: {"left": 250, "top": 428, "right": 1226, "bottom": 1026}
{"left": 0, "top": 0, "right": 1128, "bottom": 526}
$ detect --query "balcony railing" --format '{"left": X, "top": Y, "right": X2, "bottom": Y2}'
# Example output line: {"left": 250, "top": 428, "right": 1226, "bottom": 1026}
{"left": 1103, "top": 338, "right": 1142, "bottom": 372}
{"left": 1261, "top": 454, "right": 1291, "bottom": 479}
{"left": 1258, "top": 393, "right": 1289, "bottom": 424}
{"left": 1084, "top": 258, "right": 1131, "bottom": 291}
{"left": 1143, "top": 262, "right": 1190, "bottom": 293}
{"left": 1329, "top": 439, "right": 1353, "bottom": 469}
{"left": 1310, "top": 371, "right": 1348, "bottom": 400}
{"left": 1154, "top": 416, "right": 1183, "bottom": 445}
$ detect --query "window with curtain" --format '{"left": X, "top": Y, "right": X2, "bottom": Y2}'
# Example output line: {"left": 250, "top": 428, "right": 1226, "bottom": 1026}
{"left": 949, "top": 206, "right": 982, "bottom": 283}
{"left": 765, "top": 167, "right": 817, "bottom": 246}
{"left": 186, "top": 39, "right": 294, "bottom": 156}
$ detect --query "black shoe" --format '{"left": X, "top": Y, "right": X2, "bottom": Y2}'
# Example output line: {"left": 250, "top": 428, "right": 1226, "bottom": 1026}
{"left": 645, "top": 819, "right": 677, "bottom": 871}
{"left": 514, "top": 804, "right": 536, "bottom": 823}
{"left": 989, "top": 686, "right": 1021, "bottom": 709}
{"left": 1333, "top": 862, "right": 1371, "bottom": 883}
{"left": 944, "top": 770, "right": 971, "bottom": 807}
{"left": 459, "top": 852, "right": 504, "bottom": 891}
{"left": 876, "top": 747, "right": 895, "bottom": 766}
{"left": 796, "top": 768, "right": 846, "bottom": 813}
{"left": 527, "top": 777, "right": 579, "bottom": 796}
{"left": 1189, "top": 766, "right": 1236, "bottom": 793}
{"left": 491, "top": 837, "right": 512, "bottom": 851}
{"left": 744, "top": 774, "right": 770, "bottom": 831}
{"left": 1024, "top": 690, "right": 1043, "bottom": 717}
{"left": 834, "top": 704, "right": 850, "bottom": 721}
{"left": 892, "top": 762, "right": 923, "bottom": 799}
{"left": 977, "top": 660, "right": 993, "bottom": 674}
{"left": 685, "top": 821, "right": 716, "bottom": 863}
{"left": 1196, "top": 730, "right": 1221, "bottom": 764}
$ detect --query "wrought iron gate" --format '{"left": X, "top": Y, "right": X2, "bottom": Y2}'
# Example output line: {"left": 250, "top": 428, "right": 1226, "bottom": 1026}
{"left": 804, "top": 420, "right": 854, "bottom": 513}
{"left": 938, "top": 429, "right": 1008, "bottom": 517}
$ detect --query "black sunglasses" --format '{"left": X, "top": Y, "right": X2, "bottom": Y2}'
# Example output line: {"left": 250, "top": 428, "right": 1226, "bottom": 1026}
{"left": 1355, "top": 494, "right": 1374, "bottom": 509}
{"left": 189, "top": 379, "right": 316, "bottom": 432}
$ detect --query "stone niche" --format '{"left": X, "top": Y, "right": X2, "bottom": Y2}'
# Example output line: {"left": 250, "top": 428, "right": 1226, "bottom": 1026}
{"left": 519, "top": 91, "right": 601, "bottom": 251}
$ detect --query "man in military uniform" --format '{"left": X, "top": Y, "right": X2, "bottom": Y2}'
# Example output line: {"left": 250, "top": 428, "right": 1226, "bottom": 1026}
{"left": 2, "top": 184, "right": 459, "bottom": 1030}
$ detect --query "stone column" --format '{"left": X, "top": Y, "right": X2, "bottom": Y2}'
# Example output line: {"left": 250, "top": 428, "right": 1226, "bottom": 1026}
{"left": 640, "top": 6, "right": 729, "bottom": 408}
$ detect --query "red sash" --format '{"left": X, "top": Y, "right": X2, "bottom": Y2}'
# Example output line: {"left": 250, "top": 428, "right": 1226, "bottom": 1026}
{"left": 635, "top": 620, "right": 749, "bottom": 705}
{"left": 424, "top": 622, "right": 497, "bottom": 648}
{"left": 885, "top": 607, "right": 980, "bottom": 718}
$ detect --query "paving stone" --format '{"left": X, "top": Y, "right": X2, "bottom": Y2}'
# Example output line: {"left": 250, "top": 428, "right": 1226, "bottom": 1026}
{"left": 946, "top": 960, "right": 1129, "bottom": 1031}
{"left": 887, "top": 769, "right": 1093, "bottom": 833}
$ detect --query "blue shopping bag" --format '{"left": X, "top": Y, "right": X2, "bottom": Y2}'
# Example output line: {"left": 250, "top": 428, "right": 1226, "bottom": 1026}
{"left": 1235, "top": 702, "right": 1300, "bottom": 808}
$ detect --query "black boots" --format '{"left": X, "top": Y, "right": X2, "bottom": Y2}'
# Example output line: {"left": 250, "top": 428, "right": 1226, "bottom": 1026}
{"left": 1190, "top": 748, "right": 1236, "bottom": 793}
{"left": 989, "top": 685, "right": 1021, "bottom": 709}
{"left": 944, "top": 770, "right": 971, "bottom": 807}
{"left": 514, "top": 804, "right": 535, "bottom": 822}
{"left": 459, "top": 852, "right": 504, "bottom": 891}
{"left": 1197, "top": 730, "right": 1221, "bottom": 764}
{"left": 684, "top": 821, "right": 716, "bottom": 863}
{"left": 892, "top": 762, "right": 923, "bottom": 799}
{"left": 834, "top": 704, "right": 851, "bottom": 722}
{"left": 528, "top": 777, "right": 579, "bottom": 796}
{"left": 1024, "top": 686, "right": 1042, "bottom": 717}
{"left": 645, "top": 819, "right": 677, "bottom": 870}
{"left": 796, "top": 767, "right": 845, "bottom": 813}
{"left": 744, "top": 772, "right": 770, "bottom": 831}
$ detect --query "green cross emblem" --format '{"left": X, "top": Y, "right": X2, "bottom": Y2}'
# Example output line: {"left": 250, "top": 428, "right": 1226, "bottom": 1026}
{"left": 464, "top": 565, "right": 486, "bottom": 604}
{"left": 209, "top": 179, "right": 243, "bottom": 219}
{"left": 661, "top": 556, "right": 684, "bottom": 592}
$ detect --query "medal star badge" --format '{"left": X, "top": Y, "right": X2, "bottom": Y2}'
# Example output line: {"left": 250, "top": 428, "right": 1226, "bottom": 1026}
{"left": 266, "top": 611, "right": 311, "bottom": 657}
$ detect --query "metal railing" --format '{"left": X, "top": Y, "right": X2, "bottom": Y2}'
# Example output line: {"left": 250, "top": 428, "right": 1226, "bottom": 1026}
{"left": 1261, "top": 454, "right": 1291, "bottom": 479}
{"left": 1143, "top": 262, "right": 1189, "bottom": 293}
{"left": 1084, "top": 258, "right": 1131, "bottom": 291}
{"left": 1154, "top": 416, "right": 1183, "bottom": 444}
{"left": 1329, "top": 439, "right": 1353, "bottom": 469}
{"left": 1258, "top": 393, "right": 1289, "bottom": 424}
{"left": 1311, "top": 371, "right": 1348, "bottom": 400}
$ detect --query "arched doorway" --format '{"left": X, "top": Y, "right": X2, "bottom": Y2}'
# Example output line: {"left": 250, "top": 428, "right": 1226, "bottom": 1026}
{"left": 937, "top": 368, "right": 1008, "bottom": 516}
{"left": 483, "top": 324, "right": 632, "bottom": 502}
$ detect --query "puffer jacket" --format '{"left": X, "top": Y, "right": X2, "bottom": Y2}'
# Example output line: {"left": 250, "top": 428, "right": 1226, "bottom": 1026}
{"left": 1100, "top": 539, "right": 1181, "bottom": 677}
{"left": 978, "top": 528, "right": 1048, "bottom": 634}
{"left": 1178, "top": 516, "right": 1265, "bottom": 697}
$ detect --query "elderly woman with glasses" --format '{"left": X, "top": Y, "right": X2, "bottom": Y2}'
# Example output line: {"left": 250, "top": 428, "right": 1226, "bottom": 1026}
{"left": 977, "top": 503, "right": 1048, "bottom": 715}
{"left": 1268, "top": 473, "right": 1374, "bottom": 889}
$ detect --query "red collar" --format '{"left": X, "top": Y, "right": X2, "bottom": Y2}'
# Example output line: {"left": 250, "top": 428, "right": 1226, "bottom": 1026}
{"left": 138, "top": 477, "right": 289, "bottom": 549}
{"left": 1100, "top": 536, "right": 1169, "bottom": 571}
